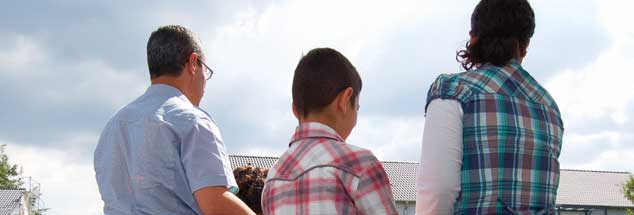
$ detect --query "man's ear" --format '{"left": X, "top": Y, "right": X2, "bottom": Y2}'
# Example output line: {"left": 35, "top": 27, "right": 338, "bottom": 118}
{"left": 337, "top": 87, "right": 354, "bottom": 114}
{"left": 187, "top": 53, "right": 200, "bottom": 76}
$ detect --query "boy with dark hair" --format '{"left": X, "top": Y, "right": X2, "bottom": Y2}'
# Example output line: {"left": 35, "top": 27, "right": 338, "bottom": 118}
{"left": 261, "top": 48, "right": 398, "bottom": 215}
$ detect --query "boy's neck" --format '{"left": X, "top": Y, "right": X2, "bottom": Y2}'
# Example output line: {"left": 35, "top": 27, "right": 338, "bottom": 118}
{"left": 299, "top": 114, "right": 347, "bottom": 140}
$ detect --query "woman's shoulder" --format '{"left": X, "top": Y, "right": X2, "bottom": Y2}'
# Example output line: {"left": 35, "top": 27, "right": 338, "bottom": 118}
{"left": 426, "top": 71, "right": 477, "bottom": 104}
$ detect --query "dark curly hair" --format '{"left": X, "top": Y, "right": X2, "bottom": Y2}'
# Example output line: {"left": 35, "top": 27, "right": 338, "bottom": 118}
{"left": 457, "top": 0, "right": 535, "bottom": 70}
{"left": 233, "top": 165, "right": 268, "bottom": 214}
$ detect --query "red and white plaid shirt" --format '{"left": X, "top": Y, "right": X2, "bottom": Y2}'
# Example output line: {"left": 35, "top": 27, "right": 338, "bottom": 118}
{"left": 262, "top": 122, "right": 398, "bottom": 215}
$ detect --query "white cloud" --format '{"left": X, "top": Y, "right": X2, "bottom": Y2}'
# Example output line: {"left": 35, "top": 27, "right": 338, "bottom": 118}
{"left": 599, "top": 0, "right": 634, "bottom": 42}
{"left": 0, "top": 33, "right": 134, "bottom": 214}
{"left": 545, "top": 0, "right": 634, "bottom": 172}
{"left": 51, "top": 60, "right": 147, "bottom": 109}
{"left": 0, "top": 33, "right": 147, "bottom": 110}
{"left": 546, "top": 48, "right": 634, "bottom": 125}
{"left": 348, "top": 115, "right": 425, "bottom": 161}
{"left": 575, "top": 149, "right": 634, "bottom": 173}
{"left": 200, "top": 0, "right": 472, "bottom": 160}
{"left": 0, "top": 34, "right": 45, "bottom": 72}
{"left": 544, "top": 1, "right": 634, "bottom": 126}
{"left": 558, "top": 131, "right": 625, "bottom": 167}
{"left": 3, "top": 142, "right": 102, "bottom": 215}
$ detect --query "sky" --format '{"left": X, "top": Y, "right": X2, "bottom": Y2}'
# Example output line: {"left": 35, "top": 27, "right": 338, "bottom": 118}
{"left": 1, "top": 0, "right": 633, "bottom": 214}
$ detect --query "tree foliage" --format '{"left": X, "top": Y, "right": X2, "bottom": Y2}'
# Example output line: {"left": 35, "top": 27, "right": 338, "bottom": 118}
{"left": 625, "top": 175, "right": 634, "bottom": 215}
{"left": 0, "top": 144, "right": 22, "bottom": 189}
{"left": 0, "top": 145, "right": 48, "bottom": 214}
{"left": 29, "top": 188, "right": 49, "bottom": 215}
{"left": 626, "top": 175, "right": 634, "bottom": 202}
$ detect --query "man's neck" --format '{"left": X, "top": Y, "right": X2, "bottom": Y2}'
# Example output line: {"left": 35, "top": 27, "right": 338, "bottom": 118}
{"left": 151, "top": 77, "right": 199, "bottom": 106}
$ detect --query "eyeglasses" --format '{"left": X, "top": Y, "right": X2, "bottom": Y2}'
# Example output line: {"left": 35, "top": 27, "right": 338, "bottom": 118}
{"left": 198, "top": 59, "right": 214, "bottom": 80}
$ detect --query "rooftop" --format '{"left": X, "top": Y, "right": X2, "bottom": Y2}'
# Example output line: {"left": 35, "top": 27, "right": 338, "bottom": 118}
{"left": 0, "top": 189, "right": 25, "bottom": 215}
{"left": 229, "top": 155, "right": 634, "bottom": 207}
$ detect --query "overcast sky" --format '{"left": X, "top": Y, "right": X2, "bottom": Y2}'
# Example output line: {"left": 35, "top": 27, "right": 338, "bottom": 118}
{"left": 2, "top": 0, "right": 633, "bottom": 214}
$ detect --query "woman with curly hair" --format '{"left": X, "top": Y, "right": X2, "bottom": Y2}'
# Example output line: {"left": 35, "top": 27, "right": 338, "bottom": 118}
{"left": 417, "top": 0, "right": 564, "bottom": 214}
{"left": 233, "top": 165, "right": 268, "bottom": 215}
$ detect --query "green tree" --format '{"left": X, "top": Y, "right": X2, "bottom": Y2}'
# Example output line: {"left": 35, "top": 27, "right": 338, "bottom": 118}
{"left": 0, "top": 144, "right": 22, "bottom": 189}
{"left": 0, "top": 145, "right": 48, "bottom": 214}
{"left": 625, "top": 175, "right": 634, "bottom": 215}
{"left": 28, "top": 186, "right": 49, "bottom": 215}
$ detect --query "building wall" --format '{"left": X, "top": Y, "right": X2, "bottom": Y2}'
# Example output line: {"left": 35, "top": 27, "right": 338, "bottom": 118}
{"left": 606, "top": 209, "right": 628, "bottom": 215}
{"left": 560, "top": 211, "right": 593, "bottom": 215}
{"left": 558, "top": 208, "right": 629, "bottom": 215}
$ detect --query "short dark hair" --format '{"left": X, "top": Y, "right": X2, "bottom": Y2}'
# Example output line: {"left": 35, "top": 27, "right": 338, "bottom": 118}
{"left": 292, "top": 48, "right": 362, "bottom": 117}
{"left": 233, "top": 166, "right": 268, "bottom": 214}
{"left": 457, "top": 0, "right": 535, "bottom": 70}
{"left": 146, "top": 25, "right": 203, "bottom": 79}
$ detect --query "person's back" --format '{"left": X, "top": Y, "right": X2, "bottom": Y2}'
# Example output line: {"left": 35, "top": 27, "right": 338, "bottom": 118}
{"left": 416, "top": 1, "right": 564, "bottom": 214}
{"left": 94, "top": 25, "right": 254, "bottom": 215}
{"left": 261, "top": 48, "right": 398, "bottom": 215}
{"left": 428, "top": 62, "right": 563, "bottom": 214}
{"left": 95, "top": 84, "right": 233, "bottom": 214}
{"left": 265, "top": 123, "right": 395, "bottom": 214}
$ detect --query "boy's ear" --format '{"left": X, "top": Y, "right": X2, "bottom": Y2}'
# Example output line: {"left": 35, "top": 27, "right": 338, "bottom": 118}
{"left": 337, "top": 87, "right": 354, "bottom": 114}
{"left": 292, "top": 102, "right": 299, "bottom": 120}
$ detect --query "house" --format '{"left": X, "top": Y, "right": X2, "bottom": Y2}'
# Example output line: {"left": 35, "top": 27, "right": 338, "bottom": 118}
{"left": 557, "top": 169, "right": 634, "bottom": 215}
{"left": 229, "top": 155, "right": 634, "bottom": 215}
{"left": 0, "top": 189, "right": 29, "bottom": 215}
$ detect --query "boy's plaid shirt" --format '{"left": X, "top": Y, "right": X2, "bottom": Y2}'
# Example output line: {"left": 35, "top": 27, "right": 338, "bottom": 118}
{"left": 426, "top": 60, "right": 564, "bottom": 214}
{"left": 261, "top": 122, "right": 398, "bottom": 215}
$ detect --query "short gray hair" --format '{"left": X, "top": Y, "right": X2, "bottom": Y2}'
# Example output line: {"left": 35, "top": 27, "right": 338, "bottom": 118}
{"left": 146, "top": 25, "right": 203, "bottom": 79}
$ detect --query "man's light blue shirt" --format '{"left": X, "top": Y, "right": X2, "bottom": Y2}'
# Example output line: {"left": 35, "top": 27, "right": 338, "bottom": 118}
{"left": 94, "top": 84, "right": 238, "bottom": 215}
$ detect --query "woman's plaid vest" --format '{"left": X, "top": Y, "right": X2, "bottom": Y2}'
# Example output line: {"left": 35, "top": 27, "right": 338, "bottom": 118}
{"left": 426, "top": 61, "right": 564, "bottom": 214}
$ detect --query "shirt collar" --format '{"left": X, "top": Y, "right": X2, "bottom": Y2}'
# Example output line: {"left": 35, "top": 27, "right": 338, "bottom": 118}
{"left": 479, "top": 58, "right": 522, "bottom": 70}
{"left": 475, "top": 58, "right": 524, "bottom": 80}
{"left": 145, "top": 84, "right": 192, "bottom": 104}
{"left": 289, "top": 122, "right": 345, "bottom": 147}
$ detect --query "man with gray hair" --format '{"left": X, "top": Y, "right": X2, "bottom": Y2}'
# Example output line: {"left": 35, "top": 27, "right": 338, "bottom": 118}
{"left": 94, "top": 25, "right": 254, "bottom": 215}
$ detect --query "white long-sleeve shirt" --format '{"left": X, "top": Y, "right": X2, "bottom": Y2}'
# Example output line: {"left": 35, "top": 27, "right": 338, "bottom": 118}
{"left": 416, "top": 99, "right": 464, "bottom": 215}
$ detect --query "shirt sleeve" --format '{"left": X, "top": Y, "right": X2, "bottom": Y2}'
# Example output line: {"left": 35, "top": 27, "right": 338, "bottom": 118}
{"left": 416, "top": 99, "right": 463, "bottom": 215}
{"left": 351, "top": 158, "right": 399, "bottom": 215}
{"left": 180, "top": 118, "right": 238, "bottom": 194}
